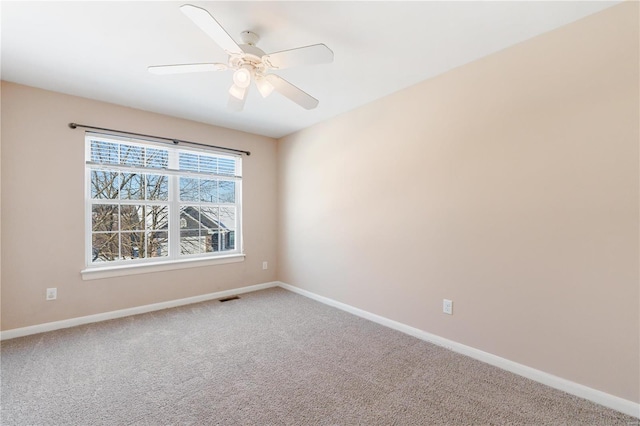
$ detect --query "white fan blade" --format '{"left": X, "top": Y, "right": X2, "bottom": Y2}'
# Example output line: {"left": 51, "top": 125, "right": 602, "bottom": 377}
{"left": 228, "top": 85, "right": 248, "bottom": 112}
{"left": 148, "top": 63, "right": 227, "bottom": 75}
{"left": 262, "top": 44, "right": 333, "bottom": 70}
{"left": 265, "top": 74, "right": 319, "bottom": 110}
{"left": 180, "top": 4, "right": 243, "bottom": 55}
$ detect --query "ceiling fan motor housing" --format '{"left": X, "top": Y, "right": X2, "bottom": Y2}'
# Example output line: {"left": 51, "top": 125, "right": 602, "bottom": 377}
{"left": 230, "top": 33, "right": 268, "bottom": 76}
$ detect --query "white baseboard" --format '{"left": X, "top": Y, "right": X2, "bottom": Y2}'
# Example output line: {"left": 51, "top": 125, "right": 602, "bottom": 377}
{"left": 0, "top": 281, "right": 278, "bottom": 341}
{"left": 277, "top": 281, "right": 640, "bottom": 419}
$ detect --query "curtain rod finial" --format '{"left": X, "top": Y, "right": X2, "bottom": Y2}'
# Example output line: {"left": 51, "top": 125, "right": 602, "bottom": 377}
{"left": 68, "top": 123, "right": 77, "bottom": 129}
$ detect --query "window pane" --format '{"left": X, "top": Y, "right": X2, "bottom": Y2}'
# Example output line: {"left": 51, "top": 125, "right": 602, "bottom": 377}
{"left": 146, "top": 175, "right": 168, "bottom": 200}
{"left": 199, "top": 156, "right": 218, "bottom": 174}
{"left": 218, "top": 158, "right": 236, "bottom": 176}
{"left": 180, "top": 205, "right": 200, "bottom": 230}
{"left": 120, "top": 145, "right": 144, "bottom": 167}
{"left": 179, "top": 152, "right": 199, "bottom": 172}
{"left": 121, "top": 205, "right": 145, "bottom": 231}
{"left": 91, "top": 140, "right": 118, "bottom": 164}
{"left": 200, "top": 206, "right": 219, "bottom": 231}
{"left": 210, "top": 231, "right": 220, "bottom": 252}
{"left": 92, "top": 204, "right": 119, "bottom": 231}
{"left": 146, "top": 148, "right": 169, "bottom": 169}
{"left": 121, "top": 231, "right": 145, "bottom": 259}
{"left": 147, "top": 231, "right": 168, "bottom": 258}
{"left": 219, "top": 207, "right": 235, "bottom": 251}
{"left": 180, "top": 230, "right": 203, "bottom": 255}
{"left": 121, "top": 173, "right": 144, "bottom": 200}
{"left": 91, "top": 170, "right": 119, "bottom": 199}
{"left": 221, "top": 230, "right": 235, "bottom": 251}
{"left": 180, "top": 177, "right": 199, "bottom": 202}
{"left": 92, "top": 232, "right": 119, "bottom": 262}
{"left": 200, "top": 179, "right": 217, "bottom": 203}
{"left": 146, "top": 205, "right": 168, "bottom": 230}
{"left": 226, "top": 230, "right": 235, "bottom": 251}
{"left": 218, "top": 181, "right": 235, "bottom": 203}
{"left": 219, "top": 207, "right": 235, "bottom": 230}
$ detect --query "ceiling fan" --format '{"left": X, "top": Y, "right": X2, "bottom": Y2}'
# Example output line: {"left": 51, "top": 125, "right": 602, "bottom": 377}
{"left": 149, "top": 4, "right": 334, "bottom": 112}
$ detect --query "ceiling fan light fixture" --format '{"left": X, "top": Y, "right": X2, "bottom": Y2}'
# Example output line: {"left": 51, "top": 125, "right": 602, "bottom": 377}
{"left": 229, "top": 84, "right": 247, "bottom": 100}
{"left": 232, "top": 67, "right": 251, "bottom": 88}
{"left": 256, "top": 76, "right": 274, "bottom": 98}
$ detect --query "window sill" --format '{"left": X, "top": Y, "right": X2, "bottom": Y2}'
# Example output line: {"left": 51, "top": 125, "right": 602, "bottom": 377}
{"left": 81, "top": 254, "right": 245, "bottom": 280}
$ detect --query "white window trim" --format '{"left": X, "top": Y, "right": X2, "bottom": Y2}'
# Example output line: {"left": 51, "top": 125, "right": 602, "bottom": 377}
{"left": 84, "top": 133, "right": 244, "bottom": 276}
{"left": 81, "top": 253, "right": 246, "bottom": 280}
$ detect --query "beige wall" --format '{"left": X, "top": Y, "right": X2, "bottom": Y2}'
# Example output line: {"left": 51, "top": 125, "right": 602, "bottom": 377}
{"left": 1, "top": 82, "right": 278, "bottom": 330}
{"left": 278, "top": 3, "right": 639, "bottom": 403}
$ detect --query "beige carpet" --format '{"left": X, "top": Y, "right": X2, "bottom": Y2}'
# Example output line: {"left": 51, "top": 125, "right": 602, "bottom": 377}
{"left": 1, "top": 287, "right": 636, "bottom": 425}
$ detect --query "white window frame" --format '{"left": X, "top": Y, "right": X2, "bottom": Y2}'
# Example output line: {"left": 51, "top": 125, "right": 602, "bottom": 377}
{"left": 81, "top": 133, "right": 244, "bottom": 280}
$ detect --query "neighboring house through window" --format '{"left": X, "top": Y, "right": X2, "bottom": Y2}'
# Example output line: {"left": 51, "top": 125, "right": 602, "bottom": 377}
{"left": 85, "top": 133, "right": 242, "bottom": 269}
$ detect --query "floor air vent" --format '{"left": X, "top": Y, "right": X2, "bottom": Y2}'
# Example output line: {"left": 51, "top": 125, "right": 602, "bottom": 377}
{"left": 219, "top": 295, "right": 240, "bottom": 302}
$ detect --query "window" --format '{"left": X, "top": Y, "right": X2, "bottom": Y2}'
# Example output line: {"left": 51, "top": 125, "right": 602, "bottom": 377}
{"left": 85, "top": 134, "right": 242, "bottom": 270}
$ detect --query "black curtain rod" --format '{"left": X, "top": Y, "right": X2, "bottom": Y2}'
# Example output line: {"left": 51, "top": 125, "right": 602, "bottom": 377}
{"left": 68, "top": 123, "right": 251, "bottom": 156}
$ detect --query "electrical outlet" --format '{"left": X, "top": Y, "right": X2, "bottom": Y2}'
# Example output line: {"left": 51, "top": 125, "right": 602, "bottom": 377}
{"left": 262, "top": 261, "right": 268, "bottom": 270}
{"left": 443, "top": 299, "right": 453, "bottom": 315}
{"left": 46, "top": 288, "right": 57, "bottom": 301}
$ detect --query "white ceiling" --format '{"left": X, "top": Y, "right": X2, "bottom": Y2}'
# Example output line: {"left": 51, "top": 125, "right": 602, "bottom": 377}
{"left": 1, "top": 1, "right": 620, "bottom": 139}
